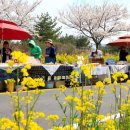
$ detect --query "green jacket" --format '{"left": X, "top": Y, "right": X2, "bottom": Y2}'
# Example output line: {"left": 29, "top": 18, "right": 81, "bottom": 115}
{"left": 29, "top": 40, "right": 42, "bottom": 59}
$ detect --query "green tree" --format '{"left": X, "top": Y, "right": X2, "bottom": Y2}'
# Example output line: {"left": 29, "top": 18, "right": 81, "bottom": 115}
{"left": 58, "top": 34, "right": 76, "bottom": 44}
{"left": 58, "top": 35, "right": 90, "bottom": 48}
{"left": 76, "top": 36, "right": 90, "bottom": 48}
{"left": 34, "top": 13, "right": 62, "bottom": 41}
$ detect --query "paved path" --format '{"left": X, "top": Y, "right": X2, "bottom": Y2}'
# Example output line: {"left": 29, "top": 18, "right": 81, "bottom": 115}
{"left": 0, "top": 84, "right": 128, "bottom": 129}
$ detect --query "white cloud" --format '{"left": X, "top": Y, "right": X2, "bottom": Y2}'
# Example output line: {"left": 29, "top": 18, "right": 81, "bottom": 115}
{"left": 33, "top": 0, "right": 74, "bottom": 17}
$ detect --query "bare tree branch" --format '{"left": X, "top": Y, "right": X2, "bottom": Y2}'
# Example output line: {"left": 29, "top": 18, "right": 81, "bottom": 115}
{"left": 59, "top": 1, "right": 130, "bottom": 48}
{"left": 0, "top": 0, "right": 43, "bottom": 31}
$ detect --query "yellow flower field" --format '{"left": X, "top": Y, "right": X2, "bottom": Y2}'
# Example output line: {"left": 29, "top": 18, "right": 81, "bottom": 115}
{"left": 1, "top": 51, "right": 130, "bottom": 129}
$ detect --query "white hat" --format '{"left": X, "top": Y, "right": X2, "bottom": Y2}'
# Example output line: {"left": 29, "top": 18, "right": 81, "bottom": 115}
{"left": 45, "top": 39, "right": 53, "bottom": 44}
{"left": 92, "top": 48, "right": 96, "bottom": 52}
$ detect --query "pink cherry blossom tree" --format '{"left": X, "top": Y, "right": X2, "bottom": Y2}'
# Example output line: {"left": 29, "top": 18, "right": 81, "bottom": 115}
{"left": 0, "top": 0, "right": 42, "bottom": 32}
{"left": 59, "top": 1, "right": 130, "bottom": 48}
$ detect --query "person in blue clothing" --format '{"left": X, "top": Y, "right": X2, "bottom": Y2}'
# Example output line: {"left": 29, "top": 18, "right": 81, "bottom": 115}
{"left": 44, "top": 39, "right": 56, "bottom": 63}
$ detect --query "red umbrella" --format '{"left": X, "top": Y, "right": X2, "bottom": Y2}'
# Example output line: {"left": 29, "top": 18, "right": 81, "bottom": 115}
{"left": 0, "top": 19, "right": 31, "bottom": 40}
{"left": 108, "top": 38, "right": 130, "bottom": 46}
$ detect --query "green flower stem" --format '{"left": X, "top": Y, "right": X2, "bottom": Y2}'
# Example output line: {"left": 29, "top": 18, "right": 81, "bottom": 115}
{"left": 119, "top": 83, "right": 122, "bottom": 129}
{"left": 25, "top": 90, "right": 29, "bottom": 130}
{"left": 17, "top": 91, "right": 21, "bottom": 130}
{"left": 25, "top": 91, "right": 41, "bottom": 130}
{"left": 80, "top": 84, "right": 84, "bottom": 130}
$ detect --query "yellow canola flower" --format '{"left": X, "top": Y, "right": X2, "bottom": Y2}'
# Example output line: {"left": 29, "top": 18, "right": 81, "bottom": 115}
{"left": 123, "top": 73, "right": 128, "bottom": 80}
{"left": 63, "top": 125, "right": 75, "bottom": 130}
{"left": 21, "top": 96, "right": 25, "bottom": 101}
{"left": 110, "top": 87, "right": 116, "bottom": 92}
{"left": 88, "top": 128, "right": 95, "bottom": 130}
{"left": 34, "top": 89, "right": 44, "bottom": 94}
{"left": 85, "top": 102, "right": 95, "bottom": 109}
{"left": 63, "top": 102, "right": 67, "bottom": 106}
{"left": 73, "top": 97, "right": 81, "bottom": 103}
{"left": 46, "top": 114, "right": 59, "bottom": 122}
{"left": 7, "top": 60, "right": 14, "bottom": 67}
{"left": 13, "top": 111, "right": 24, "bottom": 121}
{"left": 21, "top": 68, "right": 29, "bottom": 77}
{"left": 28, "top": 120, "right": 43, "bottom": 130}
{"left": 21, "top": 77, "right": 37, "bottom": 89}
{"left": 28, "top": 111, "right": 45, "bottom": 120}
{"left": 75, "top": 106, "right": 86, "bottom": 112}
{"left": 23, "top": 71, "right": 29, "bottom": 77}
{"left": 74, "top": 118, "right": 80, "bottom": 123}
{"left": 70, "top": 70, "right": 79, "bottom": 78}
{"left": 0, "top": 118, "right": 16, "bottom": 129}
{"left": 52, "top": 126, "right": 63, "bottom": 130}
{"left": 24, "top": 64, "right": 31, "bottom": 70}
{"left": 112, "top": 72, "right": 128, "bottom": 82}
{"left": 21, "top": 68, "right": 27, "bottom": 73}
{"left": 97, "top": 115, "right": 105, "bottom": 121}
{"left": 103, "top": 78, "right": 111, "bottom": 85}
{"left": 65, "top": 96, "right": 74, "bottom": 101}
{"left": 127, "top": 79, "right": 130, "bottom": 84}
{"left": 95, "top": 81, "right": 104, "bottom": 88}
{"left": 58, "top": 85, "right": 67, "bottom": 92}
{"left": 34, "top": 78, "right": 45, "bottom": 87}
{"left": 121, "top": 103, "right": 130, "bottom": 112}
{"left": 6, "top": 67, "right": 12, "bottom": 74}
{"left": 113, "top": 81, "right": 117, "bottom": 86}
{"left": 120, "top": 85, "right": 128, "bottom": 91}
{"left": 24, "top": 96, "right": 33, "bottom": 104}
{"left": 12, "top": 95, "right": 19, "bottom": 103}
{"left": 105, "top": 119, "right": 116, "bottom": 130}
{"left": 80, "top": 64, "right": 94, "bottom": 79}
{"left": 83, "top": 89, "right": 94, "bottom": 97}
{"left": 21, "top": 119, "right": 43, "bottom": 130}
{"left": 11, "top": 51, "right": 28, "bottom": 63}
{"left": 21, "top": 77, "right": 45, "bottom": 89}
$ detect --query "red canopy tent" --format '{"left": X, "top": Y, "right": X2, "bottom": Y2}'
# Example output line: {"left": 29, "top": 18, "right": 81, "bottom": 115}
{"left": 108, "top": 38, "right": 130, "bottom": 47}
{"left": 108, "top": 34, "right": 130, "bottom": 47}
{"left": 0, "top": 19, "right": 31, "bottom": 40}
{"left": 119, "top": 35, "right": 130, "bottom": 39}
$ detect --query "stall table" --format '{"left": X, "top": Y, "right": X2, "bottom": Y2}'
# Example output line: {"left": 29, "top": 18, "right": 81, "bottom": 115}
{"left": 108, "top": 65, "right": 130, "bottom": 74}
{"left": 28, "top": 64, "right": 73, "bottom": 80}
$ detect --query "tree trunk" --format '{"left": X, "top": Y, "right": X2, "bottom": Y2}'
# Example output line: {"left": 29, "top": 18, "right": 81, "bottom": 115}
{"left": 96, "top": 43, "right": 99, "bottom": 49}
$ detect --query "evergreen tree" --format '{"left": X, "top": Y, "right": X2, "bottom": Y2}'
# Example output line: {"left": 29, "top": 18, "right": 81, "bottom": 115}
{"left": 76, "top": 36, "right": 90, "bottom": 48}
{"left": 58, "top": 34, "right": 76, "bottom": 44}
{"left": 59, "top": 35, "right": 90, "bottom": 48}
{"left": 34, "top": 13, "right": 62, "bottom": 41}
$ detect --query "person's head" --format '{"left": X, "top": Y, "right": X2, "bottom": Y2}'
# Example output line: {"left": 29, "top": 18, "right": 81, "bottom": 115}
{"left": 28, "top": 40, "right": 36, "bottom": 48}
{"left": 91, "top": 47, "right": 97, "bottom": 53}
{"left": 3, "top": 41, "right": 9, "bottom": 48}
{"left": 45, "top": 39, "right": 53, "bottom": 47}
{"left": 120, "top": 46, "right": 126, "bottom": 50}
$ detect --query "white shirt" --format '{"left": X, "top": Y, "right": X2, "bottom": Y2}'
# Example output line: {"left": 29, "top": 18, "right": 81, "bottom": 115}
{"left": 89, "top": 50, "right": 103, "bottom": 58}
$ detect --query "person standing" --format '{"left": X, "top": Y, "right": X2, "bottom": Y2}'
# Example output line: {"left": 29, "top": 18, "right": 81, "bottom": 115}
{"left": 28, "top": 40, "right": 42, "bottom": 60}
{"left": 119, "top": 46, "right": 128, "bottom": 61}
{"left": 44, "top": 39, "right": 56, "bottom": 64}
{"left": 0, "top": 41, "right": 12, "bottom": 63}
{"left": 89, "top": 48, "right": 103, "bottom": 58}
